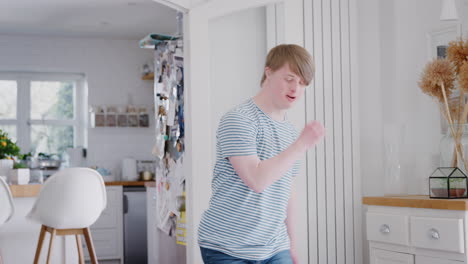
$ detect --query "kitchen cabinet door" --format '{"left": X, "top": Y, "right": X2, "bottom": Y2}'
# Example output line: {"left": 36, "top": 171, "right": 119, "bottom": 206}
{"left": 84, "top": 186, "right": 124, "bottom": 263}
{"left": 146, "top": 186, "right": 158, "bottom": 264}
{"left": 371, "top": 248, "right": 414, "bottom": 264}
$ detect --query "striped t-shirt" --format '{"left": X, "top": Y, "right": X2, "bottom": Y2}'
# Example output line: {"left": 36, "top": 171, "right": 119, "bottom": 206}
{"left": 198, "top": 98, "right": 300, "bottom": 260}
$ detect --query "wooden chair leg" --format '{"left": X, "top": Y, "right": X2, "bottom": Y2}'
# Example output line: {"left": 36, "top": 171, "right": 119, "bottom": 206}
{"left": 75, "top": 234, "right": 84, "bottom": 264}
{"left": 33, "top": 225, "right": 47, "bottom": 264}
{"left": 83, "top": 227, "right": 98, "bottom": 264}
{"left": 46, "top": 228, "right": 56, "bottom": 264}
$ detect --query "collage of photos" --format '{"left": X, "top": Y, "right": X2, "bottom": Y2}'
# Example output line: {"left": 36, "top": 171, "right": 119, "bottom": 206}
{"left": 150, "top": 39, "right": 186, "bottom": 243}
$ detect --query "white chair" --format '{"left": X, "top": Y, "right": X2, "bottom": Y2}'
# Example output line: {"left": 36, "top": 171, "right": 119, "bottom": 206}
{"left": 0, "top": 177, "right": 14, "bottom": 264}
{"left": 27, "top": 168, "right": 107, "bottom": 264}
{"left": 0, "top": 177, "right": 14, "bottom": 226}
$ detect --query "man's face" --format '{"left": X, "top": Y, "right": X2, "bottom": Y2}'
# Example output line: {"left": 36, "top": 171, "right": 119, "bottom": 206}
{"left": 264, "top": 63, "right": 306, "bottom": 110}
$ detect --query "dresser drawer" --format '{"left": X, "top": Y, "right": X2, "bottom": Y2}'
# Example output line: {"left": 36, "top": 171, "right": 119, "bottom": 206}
{"left": 366, "top": 213, "right": 409, "bottom": 245}
{"left": 410, "top": 216, "right": 464, "bottom": 253}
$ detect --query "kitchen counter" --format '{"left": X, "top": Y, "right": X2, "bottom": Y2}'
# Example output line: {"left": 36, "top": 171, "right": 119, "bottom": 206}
{"left": 363, "top": 195, "right": 468, "bottom": 211}
{"left": 144, "top": 181, "right": 156, "bottom": 187}
{"left": 105, "top": 181, "right": 151, "bottom": 187}
{"left": 10, "top": 181, "right": 153, "bottom": 197}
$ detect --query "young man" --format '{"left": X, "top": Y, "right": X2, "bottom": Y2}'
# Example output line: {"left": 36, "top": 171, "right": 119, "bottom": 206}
{"left": 198, "top": 44, "right": 325, "bottom": 264}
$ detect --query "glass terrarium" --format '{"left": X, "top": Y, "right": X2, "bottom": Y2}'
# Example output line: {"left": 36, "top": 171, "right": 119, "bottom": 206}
{"left": 429, "top": 167, "right": 468, "bottom": 199}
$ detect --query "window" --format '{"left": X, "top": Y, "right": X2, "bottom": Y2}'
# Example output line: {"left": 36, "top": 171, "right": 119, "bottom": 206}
{"left": 0, "top": 73, "right": 87, "bottom": 156}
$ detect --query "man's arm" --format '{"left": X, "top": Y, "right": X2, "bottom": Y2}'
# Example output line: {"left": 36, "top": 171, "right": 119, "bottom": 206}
{"left": 229, "top": 140, "right": 305, "bottom": 193}
{"left": 229, "top": 120, "right": 324, "bottom": 193}
{"left": 286, "top": 179, "right": 299, "bottom": 263}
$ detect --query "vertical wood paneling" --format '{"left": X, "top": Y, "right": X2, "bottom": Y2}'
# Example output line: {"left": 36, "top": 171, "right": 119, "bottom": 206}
{"left": 305, "top": 0, "right": 360, "bottom": 263}
{"left": 340, "top": 0, "right": 355, "bottom": 263}
{"left": 322, "top": 0, "right": 337, "bottom": 262}
{"left": 309, "top": 0, "right": 328, "bottom": 263}
{"left": 349, "top": 0, "right": 363, "bottom": 263}
{"left": 331, "top": 0, "right": 345, "bottom": 262}
{"left": 303, "top": 0, "right": 318, "bottom": 262}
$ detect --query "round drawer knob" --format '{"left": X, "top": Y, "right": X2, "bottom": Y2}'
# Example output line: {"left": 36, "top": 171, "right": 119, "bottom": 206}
{"left": 380, "top": 224, "right": 390, "bottom": 234}
{"left": 429, "top": 228, "right": 440, "bottom": 240}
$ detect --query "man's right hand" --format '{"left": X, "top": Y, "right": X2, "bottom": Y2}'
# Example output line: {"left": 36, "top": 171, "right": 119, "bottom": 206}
{"left": 297, "top": 120, "right": 325, "bottom": 150}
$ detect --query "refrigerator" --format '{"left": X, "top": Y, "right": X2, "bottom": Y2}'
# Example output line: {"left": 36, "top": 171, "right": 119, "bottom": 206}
{"left": 123, "top": 186, "right": 148, "bottom": 264}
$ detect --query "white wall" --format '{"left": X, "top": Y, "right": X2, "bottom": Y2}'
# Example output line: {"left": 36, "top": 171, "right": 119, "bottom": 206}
{"left": 358, "top": 0, "right": 468, "bottom": 263}
{"left": 209, "top": 7, "right": 267, "bottom": 159}
{"left": 359, "top": 0, "right": 468, "bottom": 196}
{"left": 0, "top": 35, "right": 155, "bottom": 178}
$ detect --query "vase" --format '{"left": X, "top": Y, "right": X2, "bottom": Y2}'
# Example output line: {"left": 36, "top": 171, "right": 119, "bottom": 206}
{"left": 383, "top": 124, "right": 406, "bottom": 196}
{"left": 0, "top": 159, "right": 14, "bottom": 180}
{"left": 10, "top": 168, "right": 30, "bottom": 185}
{"left": 439, "top": 124, "right": 468, "bottom": 174}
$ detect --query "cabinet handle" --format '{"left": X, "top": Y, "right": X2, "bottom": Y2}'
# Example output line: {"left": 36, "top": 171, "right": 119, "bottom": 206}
{"left": 379, "top": 224, "right": 390, "bottom": 234}
{"left": 429, "top": 228, "right": 440, "bottom": 240}
{"left": 123, "top": 194, "right": 128, "bottom": 214}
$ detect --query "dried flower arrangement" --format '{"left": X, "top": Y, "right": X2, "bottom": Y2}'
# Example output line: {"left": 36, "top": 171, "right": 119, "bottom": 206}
{"left": 419, "top": 38, "right": 468, "bottom": 170}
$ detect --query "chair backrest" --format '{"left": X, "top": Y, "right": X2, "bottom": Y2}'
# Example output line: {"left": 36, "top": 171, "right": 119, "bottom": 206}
{"left": 27, "top": 167, "right": 107, "bottom": 229}
{"left": 0, "top": 177, "right": 14, "bottom": 225}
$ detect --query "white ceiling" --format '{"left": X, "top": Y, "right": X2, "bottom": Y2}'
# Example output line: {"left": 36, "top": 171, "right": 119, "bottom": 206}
{"left": 0, "top": 0, "right": 178, "bottom": 40}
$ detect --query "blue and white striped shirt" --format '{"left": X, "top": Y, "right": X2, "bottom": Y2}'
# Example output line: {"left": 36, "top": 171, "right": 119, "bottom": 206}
{"left": 198, "top": 98, "right": 300, "bottom": 260}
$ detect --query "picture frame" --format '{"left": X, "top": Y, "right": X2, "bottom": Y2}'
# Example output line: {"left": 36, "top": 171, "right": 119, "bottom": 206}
{"left": 95, "top": 114, "right": 105, "bottom": 127}
{"left": 426, "top": 23, "right": 462, "bottom": 60}
{"left": 106, "top": 114, "right": 117, "bottom": 127}
{"left": 117, "top": 114, "right": 128, "bottom": 127}
{"left": 128, "top": 114, "right": 139, "bottom": 127}
{"left": 426, "top": 23, "right": 463, "bottom": 134}
{"left": 139, "top": 114, "right": 149, "bottom": 127}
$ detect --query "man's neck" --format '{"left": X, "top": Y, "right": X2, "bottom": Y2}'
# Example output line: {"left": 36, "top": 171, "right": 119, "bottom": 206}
{"left": 253, "top": 89, "right": 286, "bottom": 122}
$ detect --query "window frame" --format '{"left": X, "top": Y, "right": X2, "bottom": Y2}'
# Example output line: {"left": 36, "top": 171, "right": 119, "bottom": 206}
{"left": 0, "top": 72, "right": 87, "bottom": 154}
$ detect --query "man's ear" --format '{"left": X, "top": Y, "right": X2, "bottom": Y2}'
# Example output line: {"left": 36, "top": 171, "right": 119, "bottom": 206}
{"left": 265, "top": 67, "right": 271, "bottom": 77}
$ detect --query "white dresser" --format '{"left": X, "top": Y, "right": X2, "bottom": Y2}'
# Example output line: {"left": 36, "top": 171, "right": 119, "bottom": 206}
{"left": 364, "top": 196, "right": 468, "bottom": 264}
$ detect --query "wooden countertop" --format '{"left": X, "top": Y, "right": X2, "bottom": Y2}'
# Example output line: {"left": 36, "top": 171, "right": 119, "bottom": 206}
{"left": 363, "top": 195, "right": 468, "bottom": 211}
{"left": 144, "top": 181, "right": 156, "bottom": 187}
{"left": 104, "top": 181, "right": 151, "bottom": 186}
{"left": 10, "top": 181, "right": 153, "bottom": 198}
{"left": 9, "top": 184, "right": 42, "bottom": 198}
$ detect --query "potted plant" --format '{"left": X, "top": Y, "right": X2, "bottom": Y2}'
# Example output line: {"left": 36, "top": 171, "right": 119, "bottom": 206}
{"left": 0, "top": 129, "right": 20, "bottom": 178}
{"left": 10, "top": 162, "right": 30, "bottom": 185}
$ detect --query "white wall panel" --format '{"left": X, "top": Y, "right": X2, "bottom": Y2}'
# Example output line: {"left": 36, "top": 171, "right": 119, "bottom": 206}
{"left": 304, "top": 0, "right": 361, "bottom": 263}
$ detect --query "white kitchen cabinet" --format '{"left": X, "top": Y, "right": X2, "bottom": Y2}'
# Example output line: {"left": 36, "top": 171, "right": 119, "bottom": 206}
{"left": 371, "top": 248, "right": 414, "bottom": 264}
{"left": 366, "top": 205, "right": 468, "bottom": 264}
{"left": 84, "top": 186, "right": 124, "bottom": 264}
{"left": 146, "top": 186, "right": 158, "bottom": 264}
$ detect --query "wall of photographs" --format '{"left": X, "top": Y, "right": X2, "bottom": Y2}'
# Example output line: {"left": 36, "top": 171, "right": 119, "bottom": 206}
{"left": 151, "top": 39, "right": 186, "bottom": 245}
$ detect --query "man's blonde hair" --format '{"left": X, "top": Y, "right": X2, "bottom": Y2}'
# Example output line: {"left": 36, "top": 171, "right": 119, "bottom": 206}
{"left": 261, "top": 44, "right": 315, "bottom": 86}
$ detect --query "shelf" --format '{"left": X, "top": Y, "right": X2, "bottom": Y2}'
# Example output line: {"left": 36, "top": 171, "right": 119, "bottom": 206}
{"left": 142, "top": 72, "right": 154, "bottom": 80}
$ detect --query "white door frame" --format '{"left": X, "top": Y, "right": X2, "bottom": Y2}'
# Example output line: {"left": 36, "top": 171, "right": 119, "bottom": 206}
{"left": 179, "top": 0, "right": 304, "bottom": 263}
